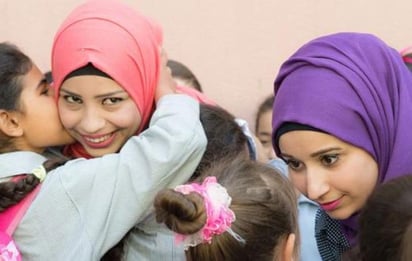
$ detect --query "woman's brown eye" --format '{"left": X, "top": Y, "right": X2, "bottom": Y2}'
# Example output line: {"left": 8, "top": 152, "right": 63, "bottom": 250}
{"left": 64, "top": 95, "right": 82, "bottom": 104}
{"left": 286, "top": 159, "right": 301, "bottom": 170}
{"left": 321, "top": 155, "right": 338, "bottom": 165}
{"left": 102, "top": 97, "right": 123, "bottom": 105}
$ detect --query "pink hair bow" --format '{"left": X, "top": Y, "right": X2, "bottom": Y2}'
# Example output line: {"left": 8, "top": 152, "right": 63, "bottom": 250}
{"left": 174, "top": 176, "right": 245, "bottom": 249}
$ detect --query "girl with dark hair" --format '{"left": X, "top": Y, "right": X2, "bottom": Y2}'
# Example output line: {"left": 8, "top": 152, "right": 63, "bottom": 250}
{"left": 0, "top": 41, "right": 206, "bottom": 260}
{"left": 155, "top": 156, "right": 299, "bottom": 261}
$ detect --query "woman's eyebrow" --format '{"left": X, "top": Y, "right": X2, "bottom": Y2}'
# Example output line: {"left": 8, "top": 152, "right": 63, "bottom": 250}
{"left": 310, "top": 147, "right": 342, "bottom": 158}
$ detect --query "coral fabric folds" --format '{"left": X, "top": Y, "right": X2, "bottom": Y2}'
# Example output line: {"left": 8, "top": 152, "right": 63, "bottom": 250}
{"left": 52, "top": 0, "right": 163, "bottom": 134}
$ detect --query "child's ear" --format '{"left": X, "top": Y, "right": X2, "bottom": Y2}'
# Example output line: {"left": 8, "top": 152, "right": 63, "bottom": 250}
{"left": 282, "top": 233, "right": 296, "bottom": 261}
{"left": 0, "top": 110, "right": 23, "bottom": 137}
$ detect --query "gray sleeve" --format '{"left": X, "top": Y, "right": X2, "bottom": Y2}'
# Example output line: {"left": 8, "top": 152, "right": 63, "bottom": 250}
{"left": 45, "top": 94, "right": 207, "bottom": 256}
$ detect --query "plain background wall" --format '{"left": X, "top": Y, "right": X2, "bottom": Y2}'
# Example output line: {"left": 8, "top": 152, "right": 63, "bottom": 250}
{"left": 1, "top": 0, "right": 412, "bottom": 131}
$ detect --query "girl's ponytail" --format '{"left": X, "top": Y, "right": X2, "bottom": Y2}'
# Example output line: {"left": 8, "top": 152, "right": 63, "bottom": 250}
{"left": 154, "top": 189, "right": 207, "bottom": 235}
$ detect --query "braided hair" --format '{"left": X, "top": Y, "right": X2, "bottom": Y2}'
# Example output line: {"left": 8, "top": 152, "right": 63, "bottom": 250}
{"left": 0, "top": 158, "right": 67, "bottom": 212}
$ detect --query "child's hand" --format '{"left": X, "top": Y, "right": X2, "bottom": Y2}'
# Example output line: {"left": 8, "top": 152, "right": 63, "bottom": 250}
{"left": 155, "top": 48, "right": 176, "bottom": 102}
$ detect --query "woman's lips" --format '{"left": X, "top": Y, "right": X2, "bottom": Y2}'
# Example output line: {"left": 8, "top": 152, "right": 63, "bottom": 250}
{"left": 82, "top": 132, "right": 116, "bottom": 149}
{"left": 320, "top": 196, "right": 343, "bottom": 211}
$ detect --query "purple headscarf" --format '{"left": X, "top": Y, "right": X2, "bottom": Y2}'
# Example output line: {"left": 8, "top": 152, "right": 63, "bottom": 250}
{"left": 272, "top": 32, "right": 412, "bottom": 243}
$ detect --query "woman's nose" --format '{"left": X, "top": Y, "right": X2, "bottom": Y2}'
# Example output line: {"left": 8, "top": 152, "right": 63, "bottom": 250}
{"left": 306, "top": 168, "right": 329, "bottom": 201}
{"left": 79, "top": 108, "right": 105, "bottom": 133}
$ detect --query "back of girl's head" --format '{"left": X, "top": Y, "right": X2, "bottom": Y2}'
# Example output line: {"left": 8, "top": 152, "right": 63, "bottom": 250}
{"left": 155, "top": 156, "right": 299, "bottom": 261}
{"left": 0, "top": 42, "right": 32, "bottom": 111}
{"left": 358, "top": 174, "right": 412, "bottom": 261}
{"left": 167, "top": 59, "right": 202, "bottom": 92}
{"left": 192, "top": 104, "right": 249, "bottom": 180}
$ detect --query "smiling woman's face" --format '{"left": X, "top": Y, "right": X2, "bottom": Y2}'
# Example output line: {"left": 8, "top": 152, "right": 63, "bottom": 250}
{"left": 279, "top": 130, "right": 378, "bottom": 219}
{"left": 58, "top": 75, "right": 141, "bottom": 157}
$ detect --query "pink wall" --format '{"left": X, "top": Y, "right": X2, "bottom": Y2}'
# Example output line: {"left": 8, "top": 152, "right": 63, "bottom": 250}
{"left": 1, "top": 0, "right": 412, "bottom": 130}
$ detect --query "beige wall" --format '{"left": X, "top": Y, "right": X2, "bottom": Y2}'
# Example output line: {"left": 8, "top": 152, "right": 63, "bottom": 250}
{"left": 1, "top": 0, "right": 412, "bottom": 130}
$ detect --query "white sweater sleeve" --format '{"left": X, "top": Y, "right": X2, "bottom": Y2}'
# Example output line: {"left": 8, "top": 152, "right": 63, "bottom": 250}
{"left": 34, "top": 94, "right": 207, "bottom": 258}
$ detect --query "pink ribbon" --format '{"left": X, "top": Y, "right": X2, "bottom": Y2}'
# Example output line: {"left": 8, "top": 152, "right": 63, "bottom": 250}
{"left": 174, "top": 176, "right": 237, "bottom": 248}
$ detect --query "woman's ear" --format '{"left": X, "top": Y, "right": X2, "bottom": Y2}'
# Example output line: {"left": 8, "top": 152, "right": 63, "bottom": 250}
{"left": 282, "top": 233, "right": 296, "bottom": 261}
{"left": 0, "top": 110, "right": 23, "bottom": 137}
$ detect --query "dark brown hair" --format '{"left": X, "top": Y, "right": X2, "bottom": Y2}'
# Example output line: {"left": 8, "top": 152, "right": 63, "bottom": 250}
{"left": 167, "top": 59, "right": 202, "bottom": 92}
{"left": 0, "top": 42, "right": 32, "bottom": 153}
{"left": 101, "top": 104, "right": 251, "bottom": 260}
{"left": 357, "top": 175, "right": 412, "bottom": 261}
{"left": 0, "top": 43, "right": 70, "bottom": 213}
{"left": 193, "top": 104, "right": 249, "bottom": 180}
{"left": 154, "top": 156, "right": 299, "bottom": 261}
{"left": 0, "top": 158, "right": 67, "bottom": 212}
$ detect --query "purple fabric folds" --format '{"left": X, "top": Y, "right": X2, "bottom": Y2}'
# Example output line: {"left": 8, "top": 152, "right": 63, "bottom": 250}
{"left": 272, "top": 32, "right": 412, "bottom": 243}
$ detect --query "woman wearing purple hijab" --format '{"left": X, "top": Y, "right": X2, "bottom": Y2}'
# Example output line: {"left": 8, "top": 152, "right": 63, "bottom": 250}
{"left": 272, "top": 32, "right": 412, "bottom": 260}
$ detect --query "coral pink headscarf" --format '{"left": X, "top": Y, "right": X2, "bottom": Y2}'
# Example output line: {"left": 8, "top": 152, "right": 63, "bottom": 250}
{"left": 176, "top": 85, "right": 216, "bottom": 106}
{"left": 51, "top": 0, "right": 162, "bottom": 158}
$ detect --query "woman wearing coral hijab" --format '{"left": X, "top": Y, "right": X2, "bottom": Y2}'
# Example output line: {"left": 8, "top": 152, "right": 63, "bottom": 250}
{"left": 50, "top": 1, "right": 206, "bottom": 260}
{"left": 0, "top": 41, "right": 205, "bottom": 261}
{"left": 52, "top": 0, "right": 163, "bottom": 159}
{"left": 272, "top": 32, "right": 412, "bottom": 260}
